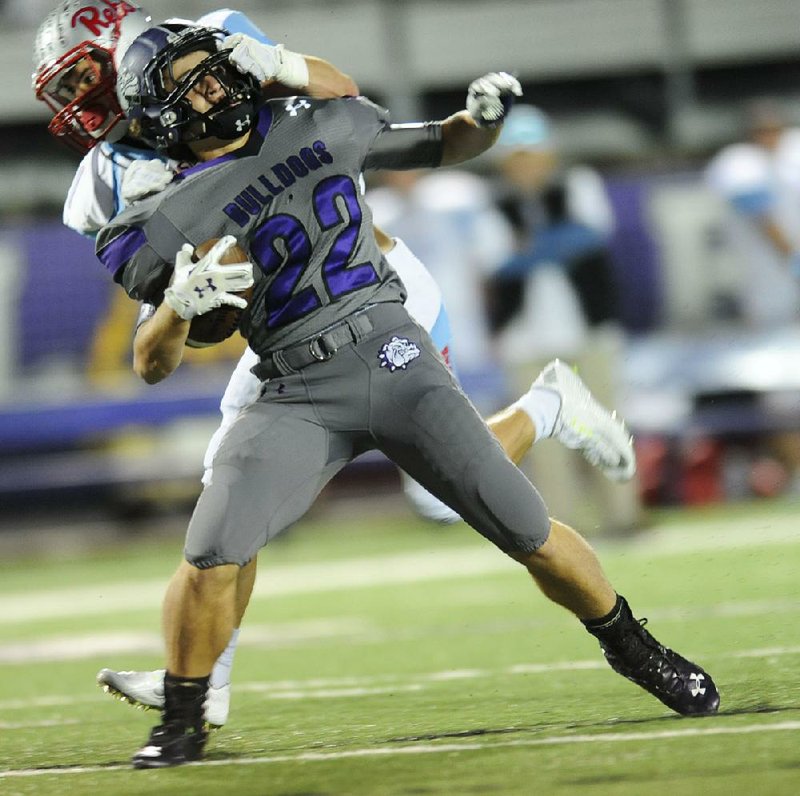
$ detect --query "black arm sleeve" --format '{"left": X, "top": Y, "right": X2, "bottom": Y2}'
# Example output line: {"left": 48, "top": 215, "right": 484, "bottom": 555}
{"left": 363, "top": 122, "right": 444, "bottom": 171}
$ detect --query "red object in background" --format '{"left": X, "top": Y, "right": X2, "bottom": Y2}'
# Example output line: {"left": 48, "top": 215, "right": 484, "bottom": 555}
{"left": 680, "top": 436, "right": 724, "bottom": 505}
{"left": 749, "top": 456, "right": 790, "bottom": 498}
{"left": 634, "top": 435, "right": 669, "bottom": 505}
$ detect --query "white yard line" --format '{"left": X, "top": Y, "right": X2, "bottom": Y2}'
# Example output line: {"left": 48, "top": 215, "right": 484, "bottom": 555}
{"left": 267, "top": 684, "right": 426, "bottom": 700}
{"left": 0, "top": 512, "right": 797, "bottom": 626}
{"left": 0, "top": 618, "right": 373, "bottom": 664}
{"left": 2, "top": 720, "right": 799, "bottom": 779}
{"left": 1, "top": 597, "right": 798, "bottom": 664}
{"left": 0, "top": 719, "right": 79, "bottom": 730}
{"left": 0, "top": 547, "right": 516, "bottom": 625}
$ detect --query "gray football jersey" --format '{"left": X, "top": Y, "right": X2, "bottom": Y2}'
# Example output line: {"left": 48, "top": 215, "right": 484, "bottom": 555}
{"left": 96, "top": 96, "right": 441, "bottom": 356}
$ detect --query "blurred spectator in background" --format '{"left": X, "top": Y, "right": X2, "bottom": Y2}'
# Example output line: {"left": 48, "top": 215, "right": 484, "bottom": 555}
{"left": 485, "top": 104, "right": 640, "bottom": 533}
{"left": 705, "top": 98, "right": 800, "bottom": 494}
{"left": 705, "top": 98, "right": 800, "bottom": 329}
{"left": 486, "top": 104, "right": 619, "bottom": 352}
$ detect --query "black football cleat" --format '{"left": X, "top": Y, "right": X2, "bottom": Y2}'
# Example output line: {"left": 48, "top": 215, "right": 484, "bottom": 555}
{"left": 132, "top": 721, "right": 207, "bottom": 769}
{"left": 587, "top": 598, "right": 720, "bottom": 716}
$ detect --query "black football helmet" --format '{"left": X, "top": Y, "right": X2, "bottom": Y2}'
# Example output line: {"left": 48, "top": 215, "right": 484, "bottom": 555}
{"left": 116, "top": 23, "right": 260, "bottom": 151}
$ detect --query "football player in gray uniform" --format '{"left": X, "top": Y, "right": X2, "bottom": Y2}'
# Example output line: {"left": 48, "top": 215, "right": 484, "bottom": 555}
{"left": 35, "top": 2, "right": 639, "bottom": 731}
{"left": 98, "top": 24, "right": 719, "bottom": 767}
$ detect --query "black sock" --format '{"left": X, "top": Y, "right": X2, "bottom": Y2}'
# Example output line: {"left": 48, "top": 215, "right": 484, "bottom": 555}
{"left": 582, "top": 594, "right": 627, "bottom": 633}
{"left": 163, "top": 673, "right": 209, "bottom": 728}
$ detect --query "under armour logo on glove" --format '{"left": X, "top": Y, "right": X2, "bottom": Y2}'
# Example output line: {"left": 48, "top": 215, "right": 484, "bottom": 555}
{"left": 378, "top": 336, "right": 421, "bottom": 372}
{"left": 193, "top": 278, "right": 218, "bottom": 299}
{"left": 164, "top": 236, "right": 253, "bottom": 321}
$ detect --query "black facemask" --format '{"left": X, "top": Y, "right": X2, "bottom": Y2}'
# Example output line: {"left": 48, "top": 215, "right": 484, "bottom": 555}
{"left": 154, "top": 49, "right": 261, "bottom": 146}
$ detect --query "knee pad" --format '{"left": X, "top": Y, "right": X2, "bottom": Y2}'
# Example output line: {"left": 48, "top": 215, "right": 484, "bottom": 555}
{"left": 474, "top": 452, "right": 551, "bottom": 555}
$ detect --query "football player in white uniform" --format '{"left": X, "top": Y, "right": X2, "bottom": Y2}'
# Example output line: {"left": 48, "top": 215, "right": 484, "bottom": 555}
{"left": 33, "top": 1, "right": 636, "bottom": 729}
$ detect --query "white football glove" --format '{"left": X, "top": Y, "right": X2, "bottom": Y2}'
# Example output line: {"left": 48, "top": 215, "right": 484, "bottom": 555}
{"left": 222, "top": 34, "right": 310, "bottom": 90}
{"left": 163, "top": 235, "right": 254, "bottom": 321}
{"left": 466, "top": 72, "right": 522, "bottom": 128}
{"left": 120, "top": 159, "right": 175, "bottom": 204}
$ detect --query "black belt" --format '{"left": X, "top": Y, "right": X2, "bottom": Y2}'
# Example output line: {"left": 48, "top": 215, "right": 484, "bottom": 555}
{"left": 251, "top": 306, "right": 378, "bottom": 380}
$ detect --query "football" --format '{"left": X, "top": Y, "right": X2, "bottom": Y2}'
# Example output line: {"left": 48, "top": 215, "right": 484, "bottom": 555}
{"left": 185, "top": 238, "right": 254, "bottom": 348}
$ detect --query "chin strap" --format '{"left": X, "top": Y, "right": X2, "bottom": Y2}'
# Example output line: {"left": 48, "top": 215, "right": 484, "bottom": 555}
{"left": 203, "top": 99, "right": 256, "bottom": 140}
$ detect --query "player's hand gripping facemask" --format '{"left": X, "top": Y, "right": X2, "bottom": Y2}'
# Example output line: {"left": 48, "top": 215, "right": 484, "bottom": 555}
{"left": 222, "top": 34, "right": 309, "bottom": 90}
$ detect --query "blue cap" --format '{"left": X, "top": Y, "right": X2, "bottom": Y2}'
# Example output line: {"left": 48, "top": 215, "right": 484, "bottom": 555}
{"left": 496, "top": 105, "right": 553, "bottom": 151}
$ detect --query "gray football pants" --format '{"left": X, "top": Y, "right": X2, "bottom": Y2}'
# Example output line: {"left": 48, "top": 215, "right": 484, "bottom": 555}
{"left": 185, "top": 302, "right": 551, "bottom": 568}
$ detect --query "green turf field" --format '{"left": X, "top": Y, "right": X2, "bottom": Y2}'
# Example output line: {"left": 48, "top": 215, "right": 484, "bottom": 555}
{"left": 0, "top": 499, "right": 798, "bottom": 795}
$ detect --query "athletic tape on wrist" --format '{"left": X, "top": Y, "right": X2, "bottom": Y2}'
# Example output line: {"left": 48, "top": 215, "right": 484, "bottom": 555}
{"left": 276, "top": 47, "right": 310, "bottom": 89}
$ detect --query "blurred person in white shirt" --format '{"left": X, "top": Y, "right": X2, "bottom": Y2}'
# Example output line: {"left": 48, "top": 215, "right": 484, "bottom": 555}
{"left": 705, "top": 98, "right": 800, "bottom": 328}
{"left": 705, "top": 99, "right": 800, "bottom": 494}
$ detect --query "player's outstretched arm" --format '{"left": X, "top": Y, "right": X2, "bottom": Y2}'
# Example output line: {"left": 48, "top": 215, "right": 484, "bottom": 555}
{"left": 439, "top": 111, "right": 499, "bottom": 166}
{"left": 363, "top": 72, "right": 522, "bottom": 172}
{"left": 441, "top": 72, "right": 523, "bottom": 166}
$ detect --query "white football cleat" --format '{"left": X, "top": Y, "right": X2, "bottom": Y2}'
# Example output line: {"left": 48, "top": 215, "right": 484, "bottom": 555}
{"left": 97, "top": 668, "right": 230, "bottom": 728}
{"left": 533, "top": 359, "right": 636, "bottom": 482}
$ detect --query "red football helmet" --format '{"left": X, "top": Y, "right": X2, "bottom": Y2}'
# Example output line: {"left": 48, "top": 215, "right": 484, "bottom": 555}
{"left": 32, "top": 1, "right": 152, "bottom": 152}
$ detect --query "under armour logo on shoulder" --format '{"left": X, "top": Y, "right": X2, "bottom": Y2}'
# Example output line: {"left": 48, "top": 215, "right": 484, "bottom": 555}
{"left": 193, "top": 278, "right": 217, "bottom": 299}
{"left": 285, "top": 98, "right": 311, "bottom": 117}
{"left": 234, "top": 115, "right": 250, "bottom": 132}
{"left": 689, "top": 672, "right": 706, "bottom": 697}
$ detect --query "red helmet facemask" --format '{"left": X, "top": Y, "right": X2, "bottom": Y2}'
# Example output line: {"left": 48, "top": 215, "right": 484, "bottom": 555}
{"left": 35, "top": 43, "right": 124, "bottom": 153}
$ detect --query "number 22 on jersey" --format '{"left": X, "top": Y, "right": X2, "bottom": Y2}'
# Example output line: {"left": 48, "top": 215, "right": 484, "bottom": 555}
{"left": 249, "top": 175, "right": 379, "bottom": 328}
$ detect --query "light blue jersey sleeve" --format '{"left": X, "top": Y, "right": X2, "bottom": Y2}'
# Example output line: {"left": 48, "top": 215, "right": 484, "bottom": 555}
{"left": 729, "top": 189, "right": 774, "bottom": 217}
{"left": 63, "top": 141, "right": 168, "bottom": 240}
{"left": 197, "top": 9, "right": 275, "bottom": 45}
{"left": 109, "top": 145, "right": 170, "bottom": 230}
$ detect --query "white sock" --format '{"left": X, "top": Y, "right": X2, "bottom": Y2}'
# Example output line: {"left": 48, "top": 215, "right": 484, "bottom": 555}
{"left": 512, "top": 386, "right": 562, "bottom": 441}
{"left": 209, "top": 627, "right": 240, "bottom": 689}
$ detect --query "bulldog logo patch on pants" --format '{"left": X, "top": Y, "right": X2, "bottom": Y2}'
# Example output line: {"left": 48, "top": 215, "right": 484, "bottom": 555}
{"left": 378, "top": 336, "right": 420, "bottom": 372}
